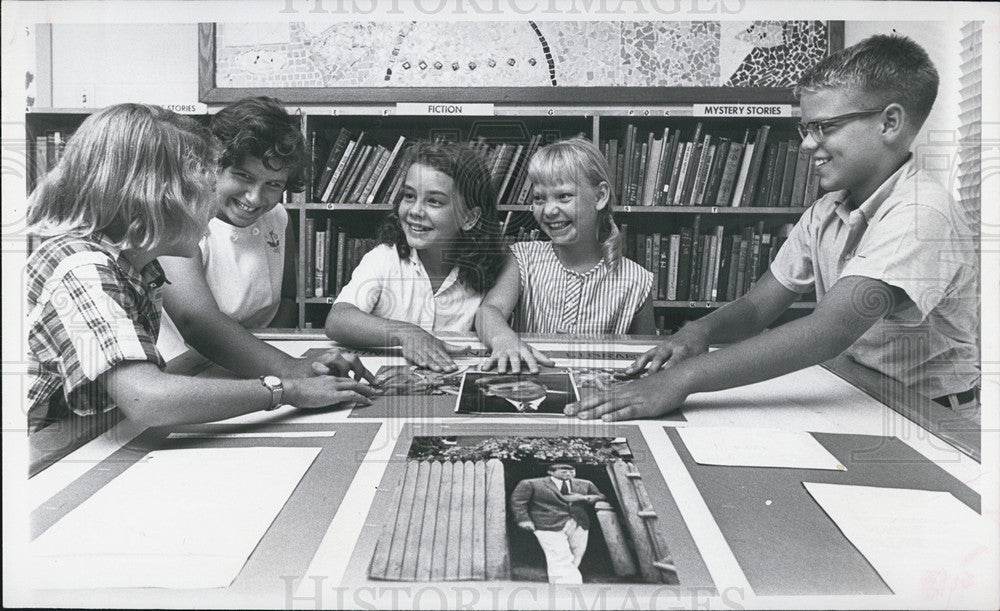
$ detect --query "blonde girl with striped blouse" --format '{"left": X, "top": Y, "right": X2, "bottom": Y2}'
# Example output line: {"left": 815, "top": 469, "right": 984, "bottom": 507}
{"left": 476, "top": 138, "right": 655, "bottom": 373}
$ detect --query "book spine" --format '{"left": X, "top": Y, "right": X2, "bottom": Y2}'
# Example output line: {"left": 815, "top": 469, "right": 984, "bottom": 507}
{"left": 322, "top": 138, "right": 357, "bottom": 202}
{"left": 509, "top": 135, "right": 541, "bottom": 206}
{"left": 676, "top": 226, "right": 693, "bottom": 301}
{"left": 650, "top": 128, "right": 671, "bottom": 206}
{"left": 726, "top": 235, "right": 742, "bottom": 302}
{"left": 790, "top": 143, "right": 811, "bottom": 207}
{"left": 689, "top": 235, "right": 704, "bottom": 301}
{"left": 658, "top": 130, "right": 682, "bottom": 206}
{"left": 497, "top": 144, "right": 525, "bottom": 204}
{"left": 348, "top": 145, "right": 383, "bottom": 203}
{"left": 715, "top": 141, "right": 744, "bottom": 207}
{"left": 314, "top": 229, "right": 326, "bottom": 297}
{"left": 667, "top": 234, "right": 680, "bottom": 301}
{"left": 755, "top": 143, "right": 779, "bottom": 207}
{"left": 766, "top": 141, "right": 789, "bottom": 207}
{"left": 359, "top": 147, "right": 390, "bottom": 204}
{"left": 633, "top": 141, "right": 649, "bottom": 207}
{"left": 642, "top": 135, "right": 663, "bottom": 207}
{"left": 651, "top": 233, "right": 663, "bottom": 300}
{"left": 778, "top": 141, "right": 799, "bottom": 207}
{"left": 304, "top": 217, "right": 315, "bottom": 296}
{"left": 315, "top": 127, "right": 351, "bottom": 200}
{"left": 335, "top": 230, "right": 348, "bottom": 295}
{"left": 738, "top": 125, "right": 771, "bottom": 207}
{"left": 717, "top": 235, "right": 734, "bottom": 302}
{"left": 336, "top": 144, "right": 369, "bottom": 203}
{"left": 709, "top": 225, "right": 724, "bottom": 301}
{"left": 730, "top": 142, "right": 755, "bottom": 207}
{"left": 701, "top": 138, "right": 729, "bottom": 207}
{"left": 621, "top": 125, "right": 636, "bottom": 206}
{"left": 748, "top": 221, "right": 765, "bottom": 291}
{"left": 688, "top": 134, "right": 713, "bottom": 206}
{"left": 735, "top": 226, "right": 753, "bottom": 298}
{"left": 671, "top": 142, "right": 694, "bottom": 205}
{"left": 697, "top": 235, "right": 713, "bottom": 301}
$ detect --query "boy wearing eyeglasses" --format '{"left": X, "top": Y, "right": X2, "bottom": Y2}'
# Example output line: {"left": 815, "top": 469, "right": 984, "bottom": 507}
{"left": 566, "top": 34, "right": 979, "bottom": 422}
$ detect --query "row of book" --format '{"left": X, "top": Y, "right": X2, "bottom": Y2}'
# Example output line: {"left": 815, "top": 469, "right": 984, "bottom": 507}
{"left": 310, "top": 129, "right": 567, "bottom": 207}
{"left": 303, "top": 218, "right": 378, "bottom": 298}
{"left": 623, "top": 217, "right": 794, "bottom": 303}
{"left": 311, "top": 130, "right": 409, "bottom": 206}
{"left": 604, "top": 123, "right": 821, "bottom": 209}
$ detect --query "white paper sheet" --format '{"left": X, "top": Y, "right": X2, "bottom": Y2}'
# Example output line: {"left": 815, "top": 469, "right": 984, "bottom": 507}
{"left": 167, "top": 431, "right": 337, "bottom": 439}
{"left": 804, "top": 483, "right": 991, "bottom": 605}
{"left": 678, "top": 426, "right": 846, "bottom": 470}
{"left": 31, "top": 447, "right": 320, "bottom": 589}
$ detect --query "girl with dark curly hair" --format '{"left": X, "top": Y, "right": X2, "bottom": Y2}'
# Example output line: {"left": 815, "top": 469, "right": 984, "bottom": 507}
{"left": 326, "top": 141, "right": 505, "bottom": 372}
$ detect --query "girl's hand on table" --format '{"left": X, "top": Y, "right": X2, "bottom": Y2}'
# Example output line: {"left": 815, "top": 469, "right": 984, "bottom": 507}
{"left": 282, "top": 349, "right": 378, "bottom": 385}
{"left": 398, "top": 328, "right": 469, "bottom": 372}
{"left": 307, "top": 349, "right": 378, "bottom": 384}
{"left": 284, "top": 376, "right": 378, "bottom": 409}
{"left": 481, "top": 335, "right": 554, "bottom": 374}
{"left": 564, "top": 371, "right": 689, "bottom": 421}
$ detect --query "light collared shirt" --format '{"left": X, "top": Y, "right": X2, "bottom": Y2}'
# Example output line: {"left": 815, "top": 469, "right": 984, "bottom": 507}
{"left": 770, "top": 157, "right": 979, "bottom": 398}
{"left": 334, "top": 243, "right": 483, "bottom": 333}
{"left": 551, "top": 477, "right": 571, "bottom": 494}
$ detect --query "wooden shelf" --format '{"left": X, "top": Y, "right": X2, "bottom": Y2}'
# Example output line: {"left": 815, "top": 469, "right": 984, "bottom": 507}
{"left": 295, "top": 203, "right": 393, "bottom": 211}
{"left": 654, "top": 300, "right": 816, "bottom": 309}
{"left": 499, "top": 205, "right": 806, "bottom": 214}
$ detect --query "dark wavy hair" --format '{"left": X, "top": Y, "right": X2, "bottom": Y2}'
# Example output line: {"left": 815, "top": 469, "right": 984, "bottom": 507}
{"left": 377, "top": 141, "right": 504, "bottom": 293}
{"left": 210, "top": 96, "right": 307, "bottom": 192}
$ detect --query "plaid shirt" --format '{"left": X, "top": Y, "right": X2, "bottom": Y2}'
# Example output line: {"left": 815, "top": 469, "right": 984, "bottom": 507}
{"left": 25, "top": 234, "right": 167, "bottom": 432}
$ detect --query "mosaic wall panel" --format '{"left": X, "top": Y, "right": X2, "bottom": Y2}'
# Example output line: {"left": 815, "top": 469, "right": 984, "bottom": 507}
{"left": 214, "top": 21, "right": 829, "bottom": 89}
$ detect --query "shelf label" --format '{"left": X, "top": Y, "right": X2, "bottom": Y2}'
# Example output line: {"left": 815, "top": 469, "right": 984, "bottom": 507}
{"left": 396, "top": 102, "right": 494, "bottom": 116}
{"left": 162, "top": 103, "right": 208, "bottom": 114}
{"left": 694, "top": 104, "right": 792, "bottom": 118}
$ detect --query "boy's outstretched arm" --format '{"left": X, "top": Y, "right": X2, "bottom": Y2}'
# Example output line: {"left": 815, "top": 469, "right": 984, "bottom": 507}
{"left": 628, "top": 272, "right": 800, "bottom": 373}
{"left": 475, "top": 254, "right": 554, "bottom": 374}
{"left": 568, "top": 275, "right": 903, "bottom": 421}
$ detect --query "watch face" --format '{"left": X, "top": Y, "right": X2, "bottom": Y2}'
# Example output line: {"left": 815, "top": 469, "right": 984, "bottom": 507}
{"left": 263, "top": 375, "right": 282, "bottom": 388}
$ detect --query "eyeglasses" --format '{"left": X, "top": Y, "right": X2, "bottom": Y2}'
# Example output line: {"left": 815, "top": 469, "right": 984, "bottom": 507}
{"left": 796, "top": 108, "right": 885, "bottom": 141}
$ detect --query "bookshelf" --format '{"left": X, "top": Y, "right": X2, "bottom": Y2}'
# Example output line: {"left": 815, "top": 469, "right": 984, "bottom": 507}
{"left": 25, "top": 100, "right": 818, "bottom": 334}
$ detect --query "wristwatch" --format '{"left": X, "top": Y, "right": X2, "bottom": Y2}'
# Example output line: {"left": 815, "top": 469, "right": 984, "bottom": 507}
{"left": 260, "top": 375, "right": 284, "bottom": 411}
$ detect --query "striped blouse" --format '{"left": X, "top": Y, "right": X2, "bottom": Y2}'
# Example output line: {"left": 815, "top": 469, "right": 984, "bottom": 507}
{"left": 510, "top": 241, "right": 653, "bottom": 334}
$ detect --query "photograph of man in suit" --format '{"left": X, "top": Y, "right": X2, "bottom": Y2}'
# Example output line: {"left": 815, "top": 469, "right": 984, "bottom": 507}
{"left": 510, "top": 464, "right": 606, "bottom": 584}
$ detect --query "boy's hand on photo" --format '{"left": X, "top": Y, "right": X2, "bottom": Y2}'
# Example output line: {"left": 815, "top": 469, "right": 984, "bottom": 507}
{"left": 481, "top": 335, "right": 554, "bottom": 374}
{"left": 564, "top": 373, "right": 688, "bottom": 421}
{"left": 397, "top": 328, "right": 465, "bottom": 373}
{"left": 305, "top": 349, "right": 379, "bottom": 385}
{"left": 284, "top": 376, "right": 377, "bottom": 409}
{"left": 626, "top": 328, "right": 709, "bottom": 375}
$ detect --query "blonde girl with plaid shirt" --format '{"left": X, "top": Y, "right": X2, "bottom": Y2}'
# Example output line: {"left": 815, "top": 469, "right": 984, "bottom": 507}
{"left": 25, "top": 104, "right": 375, "bottom": 433}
